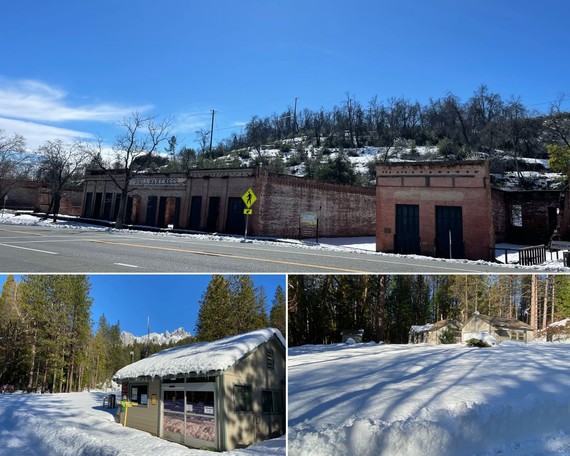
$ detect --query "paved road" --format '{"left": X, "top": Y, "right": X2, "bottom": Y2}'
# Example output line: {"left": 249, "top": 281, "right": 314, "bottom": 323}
{"left": 0, "top": 223, "right": 542, "bottom": 273}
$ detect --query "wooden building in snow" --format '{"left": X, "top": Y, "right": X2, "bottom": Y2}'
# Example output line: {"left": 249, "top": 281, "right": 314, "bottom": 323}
{"left": 409, "top": 319, "right": 462, "bottom": 344}
{"left": 461, "top": 312, "right": 534, "bottom": 344}
{"left": 113, "top": 328, "right": 285, "bottom": 451}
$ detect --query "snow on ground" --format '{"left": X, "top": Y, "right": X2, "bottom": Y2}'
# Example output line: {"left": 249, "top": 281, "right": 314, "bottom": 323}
{"left": 0, "top": 391, "right": 284, "bottom": 456}
{"left": 288, "top": 342, "right": 570, "bottom": 456}
{"left": 317, "top": 236, "right": 568, "bottom": 270}
{"left": 0, "top": 212, "right": 568, "bottom": 270}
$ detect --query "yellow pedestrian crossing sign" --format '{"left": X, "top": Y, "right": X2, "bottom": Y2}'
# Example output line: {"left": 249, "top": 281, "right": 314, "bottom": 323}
{"left": 242, "top": 188, "right": 257, "bottom": 208}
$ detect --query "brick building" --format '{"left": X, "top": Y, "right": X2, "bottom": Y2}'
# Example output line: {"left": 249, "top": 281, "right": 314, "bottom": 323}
{"left": 376, "top": 161, "right": 495, "bottom": 260}
{"left": 82, "top": 167, "right": 376, "bottom": 238}
{"left": 2, "top": 180, "right": 83, "bottom": 215}
{"left": 492, "top": 189, "right": 560, "bottom": 245}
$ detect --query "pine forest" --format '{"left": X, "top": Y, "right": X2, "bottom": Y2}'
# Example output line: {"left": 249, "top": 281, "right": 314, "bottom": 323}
{"left": 288, "top": 274, "right": 570, "bottom": 346}
{"left": 0, "top": 275, "right": 285, "bottom": 393}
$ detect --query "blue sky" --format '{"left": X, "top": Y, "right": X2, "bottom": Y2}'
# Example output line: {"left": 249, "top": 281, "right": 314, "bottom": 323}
{"left": 1, "top": 1, "right": 569, "bottom": 151}
{"left": 0, "top": 274, "right": 286, "bottom": 336}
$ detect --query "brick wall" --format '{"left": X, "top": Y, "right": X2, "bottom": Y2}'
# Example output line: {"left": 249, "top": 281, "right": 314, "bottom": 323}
{"left": 493, "top": 189, "right": 560, "bottom": 244}
{"left": 2, "top": 180, "right": 82, "bottom": 215}
{"left": 2, "top": 180, "right": 40, "bottom": 209}
{"left": 253, "top": 173, "right": 376, "bottom": 238}
{"left": 376, "top": 161, "right": 494, "bottom": 260}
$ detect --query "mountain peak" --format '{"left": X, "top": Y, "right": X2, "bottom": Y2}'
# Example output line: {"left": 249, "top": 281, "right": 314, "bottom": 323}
{"left": 120, "top": 327, "right": 192, "bottom": 347}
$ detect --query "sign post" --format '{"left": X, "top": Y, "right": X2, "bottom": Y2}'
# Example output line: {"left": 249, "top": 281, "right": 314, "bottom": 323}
{"left": 241, "top": 188, "right": 257, "bottom": 240}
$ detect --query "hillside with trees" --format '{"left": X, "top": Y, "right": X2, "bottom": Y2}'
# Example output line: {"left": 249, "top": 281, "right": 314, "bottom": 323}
{"left": 160, "top": 86, "right": 570, "bottom": 190}
{"left": 288, "top": 274, "right": 570, "bottom": 346}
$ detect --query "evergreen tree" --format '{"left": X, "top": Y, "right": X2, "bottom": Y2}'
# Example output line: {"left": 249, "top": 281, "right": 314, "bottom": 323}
{"left": 15, "top": 275, "right": 93, "bottom": 393}
{"left": 287, "top": 274, "right": 541, "bottom": 348}
{"left": 90, "top": 314, "right": 110, "bottom": 388}
{"left": 254, "top": 285, "right": 270, "bottom": 329}
{"left": 195, "top": 275, "right": 233, "bottom": 341}
{"left": 0, "top": 275, "right": 28, "bottom": 388}
{"left": 229, "top": 275, "right": 259, "bottom": 334}
{"left": 270, "top": 285, "right": 286, "bottom": 336}
{"left": 553, "top": 275, "right": 570, "bottom": 320}
{"left": 195, "top": 275, "right": 271, "bottom": 341}
{"left": 315, "top": 150, "right": 357, "bottom": 185}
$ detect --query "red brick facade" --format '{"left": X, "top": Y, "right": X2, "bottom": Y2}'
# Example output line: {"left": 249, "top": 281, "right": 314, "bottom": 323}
{"left": 376, "top": 161, "right": 495, "bottom": 260}
{"left": 255, "top": 173, "right": 376, "bottom": 238}
{"left": 3, "top": 180, "right": 83, "bottom": 215}
{"left": 82, "top": 168, "right": 376, "bottom": 238}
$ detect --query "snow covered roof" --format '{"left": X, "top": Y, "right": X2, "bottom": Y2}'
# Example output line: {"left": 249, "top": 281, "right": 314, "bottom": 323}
{"left": 468, "top": 313, "right": 533, "bottom": 331}
{"left": 410, "top": 324, "right": 433, "bottom": 333}
{"left": 113, "top": 328, "right": 284, "bottom": 381}
{"left": 411, "top": 319, "right": 463, "bottom": 334}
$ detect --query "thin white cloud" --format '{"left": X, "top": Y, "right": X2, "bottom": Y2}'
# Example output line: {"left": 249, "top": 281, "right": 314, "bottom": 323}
{"left": 0, "top": 77, "right": 157, "bottom": 152}
{"left": 0, "top": 78, "right": 152, "bottom": 123}
{"left": 172, "top": 112, "right": 210, "bottom": 134}
{"left": 0, "top": 117, "right": 93, "bottom": 150}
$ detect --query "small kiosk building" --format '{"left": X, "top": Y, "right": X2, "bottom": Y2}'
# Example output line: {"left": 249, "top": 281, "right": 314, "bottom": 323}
{"left": 113, "top": 328, "right": 285, "bottom": 451}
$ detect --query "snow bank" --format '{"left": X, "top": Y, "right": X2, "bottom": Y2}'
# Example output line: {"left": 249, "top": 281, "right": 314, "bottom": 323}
{"left": 288, "top": 342, "right": 570, "bottom": 456}
{"left": 0, "top": 392, "right": 195, "bottom": 455}
{"left": 114, "top": 328, "right": 284, "bottom": 381}
{"left": 0, "top": 391, "right": 284, "bottom": 456}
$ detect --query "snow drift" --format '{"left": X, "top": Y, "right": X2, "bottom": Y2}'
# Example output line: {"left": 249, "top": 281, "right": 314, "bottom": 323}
{"left": 288, "top": 342, "right": 570, "bottom": 456}
{"left": 0, "top": 391, "right": 284, "bottom": 456}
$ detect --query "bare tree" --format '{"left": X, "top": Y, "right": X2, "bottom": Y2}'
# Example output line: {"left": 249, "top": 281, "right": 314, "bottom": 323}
{"left": 0, "top": 130, "right": 28, "bottom": 204}
{"left": 85, "top": 112, "right": 172, "bottom": 229}
{"left": 36, "top": 140, "right": 87, "bottom": 222}
{"left": 545, "top": 94, "right": 570, "bottom": 148}
{"left": 195, "top": 129, "right": 210, "bottom": 156}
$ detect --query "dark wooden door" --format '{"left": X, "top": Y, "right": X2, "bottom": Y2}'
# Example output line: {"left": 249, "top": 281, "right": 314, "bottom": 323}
{"left": 225, "top": 197, "right": 246, "bottom": 234}
{"left": 189, "top": 196, "right": 202, "bottom": 230}
{"left": 395, "top": 204, "right": 420, "bottom": 254}
{"left": 146, "top": 196, "right": 158, "bottom": 226}
{"left": 157, "top": 197, "right": 168, "bottom": 228}
{"left": 206, "top": 197, "right": 220, "bottom": 232}
{"left": 435, "top": 205, "right": 464, "bottom": 258}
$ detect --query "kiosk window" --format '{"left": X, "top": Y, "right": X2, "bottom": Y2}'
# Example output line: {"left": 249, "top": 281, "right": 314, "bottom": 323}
{"left": 130, "top": 384, "right": 149, "bottom": 406}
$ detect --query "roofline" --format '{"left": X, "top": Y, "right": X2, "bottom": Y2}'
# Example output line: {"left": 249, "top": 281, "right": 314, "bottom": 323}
{"left": 114, "top": 369, "right": 223, "bottom": 383}
{"left": 114, "top": 329, "right": 285, "bottom": 383}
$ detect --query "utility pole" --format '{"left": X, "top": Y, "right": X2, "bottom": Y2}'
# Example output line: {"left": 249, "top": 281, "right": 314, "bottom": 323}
{"left": 293, "top": 97, "right": 298, "bottom": 134}
{"left": 209, "top": 109, "right": 215, "bottom": 154}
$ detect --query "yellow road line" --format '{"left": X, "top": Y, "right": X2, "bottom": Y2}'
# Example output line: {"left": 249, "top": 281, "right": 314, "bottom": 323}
{"left": 91, "top": 240, "right": 366, "bottom": 273}
{"left": 0, "top": 228, "right": 45, "bottom": 236}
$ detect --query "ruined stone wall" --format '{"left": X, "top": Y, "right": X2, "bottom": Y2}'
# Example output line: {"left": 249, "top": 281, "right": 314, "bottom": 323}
{"left": 493, "top": 189, "right": 560, "bottom": 245}
{"left": 3, "top": 180, "right": 82, "bottom": 215}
